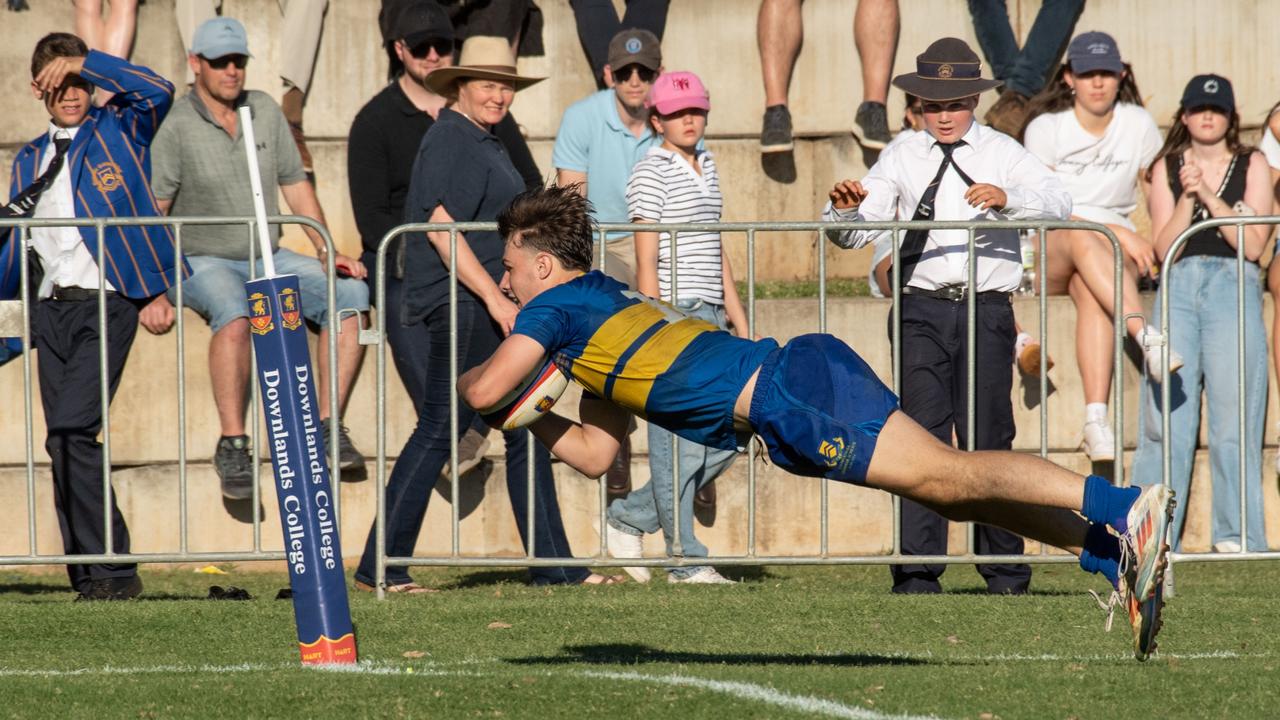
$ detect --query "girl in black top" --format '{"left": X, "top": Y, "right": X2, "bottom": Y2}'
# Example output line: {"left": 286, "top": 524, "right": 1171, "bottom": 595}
{"left": 1131, "top": 74, "right": 1271, "bottom": 555}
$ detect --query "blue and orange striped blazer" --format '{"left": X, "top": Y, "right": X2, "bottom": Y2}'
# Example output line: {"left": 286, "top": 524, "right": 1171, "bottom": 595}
{"left": 0, "top": 50, "right": 190, "bottom": 304}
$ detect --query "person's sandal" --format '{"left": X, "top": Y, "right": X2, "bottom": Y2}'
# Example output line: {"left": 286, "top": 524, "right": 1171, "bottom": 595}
{"left": 354, "top": 580, "right": 438, "bottom": 594}
{"left": 580, "top": 573, "right": 626, "bottom": 585}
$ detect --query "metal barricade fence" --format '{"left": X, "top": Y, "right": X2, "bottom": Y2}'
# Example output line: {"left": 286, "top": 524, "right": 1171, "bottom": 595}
{"left": 1159, "top": 216, "right": 1280, "bottom": 565}
{"left": 0, "top": 214, "right": 350, "bottom": 567}
{"left": 369, "top": 218, "right": 1149, "bottom": 597}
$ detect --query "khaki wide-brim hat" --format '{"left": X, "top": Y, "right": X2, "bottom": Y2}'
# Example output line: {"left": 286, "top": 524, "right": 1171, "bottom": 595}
{"left": 891, "top": 37, "right": 1002, "bottom": 102}
{"left": 423, "top": 36, "right": 544, "bottom": 95}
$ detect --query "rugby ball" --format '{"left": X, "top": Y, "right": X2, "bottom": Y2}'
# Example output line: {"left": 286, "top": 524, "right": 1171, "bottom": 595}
{"left": 479, "top": 357, "right": 570, "bottom": 430}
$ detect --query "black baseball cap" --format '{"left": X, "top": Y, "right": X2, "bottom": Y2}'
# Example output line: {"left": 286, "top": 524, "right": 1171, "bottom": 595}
{"left": 380, "top": 0, "right": 453, "bottom": 46}
{"left": 1180, "top": 74, "right": 1234, "bottom": 114}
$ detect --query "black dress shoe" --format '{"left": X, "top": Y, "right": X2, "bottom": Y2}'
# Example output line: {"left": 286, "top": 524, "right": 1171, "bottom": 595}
{"left": 891, "top": 577, "right": 942, "bottom": 594}
{"left": 76, "top": 575, "right": 143, "bottom": 601}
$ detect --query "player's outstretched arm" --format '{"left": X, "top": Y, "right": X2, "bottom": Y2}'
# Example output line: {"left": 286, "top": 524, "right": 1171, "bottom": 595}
{"left": 459, "top": 334, "right": 546, "bottom": 411}
{"left": 528, "top": 396, "right": 631, "bottom": 478}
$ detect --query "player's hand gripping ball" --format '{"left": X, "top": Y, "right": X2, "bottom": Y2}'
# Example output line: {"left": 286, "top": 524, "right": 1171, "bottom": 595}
{"left": 479, "top": 357, "right": 569, "bottom": 430}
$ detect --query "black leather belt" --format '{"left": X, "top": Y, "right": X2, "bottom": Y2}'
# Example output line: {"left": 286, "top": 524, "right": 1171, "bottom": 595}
{"left": 901, "top": 285, "right": 1010, "bottom": 303}
{"left": 49, "top": 285, "right": 115, "bottom": 302}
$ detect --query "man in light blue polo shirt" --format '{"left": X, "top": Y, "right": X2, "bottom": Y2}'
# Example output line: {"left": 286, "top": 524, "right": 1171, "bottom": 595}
{"left": 552, "top": 28, "right": 663, "bottom": 291}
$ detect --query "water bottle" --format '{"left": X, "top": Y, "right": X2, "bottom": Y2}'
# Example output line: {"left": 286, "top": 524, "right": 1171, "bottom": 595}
{"left": 1018, "top": 230, "right": 1037, "bottom": 296}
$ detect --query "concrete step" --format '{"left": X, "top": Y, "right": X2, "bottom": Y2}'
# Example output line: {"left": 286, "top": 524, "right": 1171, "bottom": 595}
{"left": 3, "top": 447, "right": 1276, "bottom": 567}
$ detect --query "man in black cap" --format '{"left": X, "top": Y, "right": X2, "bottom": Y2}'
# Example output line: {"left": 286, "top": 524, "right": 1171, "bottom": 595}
{"left": 823, "top": 37, "right": 1071, "bottom": 595}
{"left": 350, "top": 0, "right": 542, "bottom": 474}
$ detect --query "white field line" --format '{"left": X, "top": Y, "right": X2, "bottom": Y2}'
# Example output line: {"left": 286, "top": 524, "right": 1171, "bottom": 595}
{"left": 0, "top": 649, "right": 1259, "bottom": 679}
{"left": 581, "top": 669, "right": 938, "bottom": 720}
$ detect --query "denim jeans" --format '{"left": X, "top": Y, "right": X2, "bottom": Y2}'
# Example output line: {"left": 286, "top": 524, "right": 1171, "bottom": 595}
{"left": 607, "top": 300, "right": 738, "bottom": 579}
{"left": 966, "top": 0, "right": 1085, "bottom": 98}
{"left": 1132, "top": 256, "right": 1269, "bottom": 552}
{"left": 356, "top": 300, "right": 588, "bottom": 586}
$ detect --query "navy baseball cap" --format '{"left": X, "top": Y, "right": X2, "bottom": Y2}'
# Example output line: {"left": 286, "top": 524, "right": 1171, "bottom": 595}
{"left": 191, "top": 17, "right": 251, "bottom": 58}
{"left": 1067, "top": 31, "right": 1124, "bottom": 74}
{"left": 1181, "top": 74, "right": 1235, "bottom": 114}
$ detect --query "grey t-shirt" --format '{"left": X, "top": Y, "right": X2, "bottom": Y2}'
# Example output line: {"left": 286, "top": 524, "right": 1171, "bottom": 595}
{"left": 150, "top": 89, "right": 307, "bottom": 259}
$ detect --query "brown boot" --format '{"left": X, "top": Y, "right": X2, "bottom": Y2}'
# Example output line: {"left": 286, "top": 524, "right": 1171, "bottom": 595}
{"left": 281, "top": 86, "right": 314, "bottom": 180}
{"left": 606, "top": 436, "right": 632, "bottom": 503}
{"left": 984, "top": 90, "right": 1030, "bottom": 138}
{"left": 694, "top": 480, "right": 717, "bottom": 518}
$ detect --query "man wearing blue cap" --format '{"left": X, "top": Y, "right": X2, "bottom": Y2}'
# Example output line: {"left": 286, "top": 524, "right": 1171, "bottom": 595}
{"left": 145, "top": 17, "right": 371, "bottom": 501}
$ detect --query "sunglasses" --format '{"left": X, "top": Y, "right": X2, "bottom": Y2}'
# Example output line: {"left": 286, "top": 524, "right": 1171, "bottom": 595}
{"left": 614, "top": 64, "right": 658, "bottom": 84}
{"left": 201, "top": 54, "right": 248, "bottom": 70}
{"left": 407, "top": 37, "right": 453, "bottom": 59}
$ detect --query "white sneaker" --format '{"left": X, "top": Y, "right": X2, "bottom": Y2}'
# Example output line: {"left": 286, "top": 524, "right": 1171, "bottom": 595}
{"left": 1213, "top": 540, "right": 1242, "bottom": 554}
{"left": 605, "top": 523, "right": 649, "bottom": 583}
{"left": 1143, "top": 345, "right": 1184, "bottom": 382}
{"left": 1081, "top": 420, "right": 1116, "bottom": 462}
{"left": 668, "top": 567, "right": 736, "bottom": 584}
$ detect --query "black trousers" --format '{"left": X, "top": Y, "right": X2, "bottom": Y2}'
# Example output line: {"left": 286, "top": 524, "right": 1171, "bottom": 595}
{"left": 569, "top": 0, "right": 670, "bottom": 87}
{"left": 889, "top": 294, "right": 1031, "bottom": 593}
{"left": 33, "top": 293, "right": 139, "bottom": 593}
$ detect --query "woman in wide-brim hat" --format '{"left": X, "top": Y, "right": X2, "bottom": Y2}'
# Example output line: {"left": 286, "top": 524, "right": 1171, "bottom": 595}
{"left": 366, "top": 36, "right": 623, "bottom": 591}
{"left": 424, "top": 35, "right": 543, "bottom": 98}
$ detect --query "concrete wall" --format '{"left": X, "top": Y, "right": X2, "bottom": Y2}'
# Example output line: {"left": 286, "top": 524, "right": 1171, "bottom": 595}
{"left": 4, "top": 0, "right": 1279, "bottom": 279}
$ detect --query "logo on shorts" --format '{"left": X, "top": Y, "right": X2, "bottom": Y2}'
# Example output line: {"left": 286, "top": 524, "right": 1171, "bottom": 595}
{"left": 818, "top": 435, "right": 855, "bottom": 473}
{"left": 90, "top": 161, "right": 123, "bottom": 194}
{"left": 535, "top": 395, "right": 555, "bottom": 413}
{"left": 278, "top": 287, "right": 302, "bottom": 331}
{"left": 248, "top": 292, "right": 274, "bottom": 335}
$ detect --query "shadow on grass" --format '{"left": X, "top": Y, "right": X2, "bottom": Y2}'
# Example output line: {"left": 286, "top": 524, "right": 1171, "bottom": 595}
{"left": 442, "top": 570, "right": 532, "bottom": 589}
{"left": 0, "top": 582, "right": 70, "bottom": 596}
{"left": 942, "top": 587, "right": 1079, "bottom": 597}
{"left": 508, "top": 643, "right": 927, "bottom": 668}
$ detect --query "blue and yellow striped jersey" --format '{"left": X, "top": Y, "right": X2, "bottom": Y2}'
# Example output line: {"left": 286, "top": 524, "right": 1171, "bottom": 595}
{"left": 512, "top": 271, "right": 778, "bottom": 451}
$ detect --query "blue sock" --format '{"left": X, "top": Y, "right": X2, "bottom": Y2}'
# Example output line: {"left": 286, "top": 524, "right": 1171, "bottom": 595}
{"left": 1081, "top": 475, "right": 1140, "bottom": 534}
{"left": 1079, "top": 522, "right": 1123, "bottom": 589}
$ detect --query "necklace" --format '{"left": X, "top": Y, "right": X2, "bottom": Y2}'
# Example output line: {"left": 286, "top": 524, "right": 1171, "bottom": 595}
{"left": 455, "top": 108, "right": 489, "bottom": 132}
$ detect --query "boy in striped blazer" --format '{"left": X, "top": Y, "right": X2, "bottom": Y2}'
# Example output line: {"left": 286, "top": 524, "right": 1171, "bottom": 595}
{"left": 0, "top": 33, "right": 188, "bottom": 600}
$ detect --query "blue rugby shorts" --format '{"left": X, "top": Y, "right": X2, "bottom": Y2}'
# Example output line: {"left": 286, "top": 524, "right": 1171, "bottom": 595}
{"left": 747, "top": 333, "right": 900, "bottom": 484}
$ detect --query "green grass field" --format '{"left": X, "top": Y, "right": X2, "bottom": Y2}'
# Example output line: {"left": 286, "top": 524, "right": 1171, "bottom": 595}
{"left": 1, "top": 561, "right": 1275, "bottom": 719}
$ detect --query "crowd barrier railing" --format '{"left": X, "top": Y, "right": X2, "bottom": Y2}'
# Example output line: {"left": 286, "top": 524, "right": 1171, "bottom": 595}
{"left": 0, "top": 214, "right": 350, "bottom": 567}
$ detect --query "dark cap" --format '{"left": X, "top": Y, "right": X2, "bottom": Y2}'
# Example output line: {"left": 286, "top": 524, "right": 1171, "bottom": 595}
{"left": 1180, "top": 73, "right": 1235, "bottom": 114}
{"left": 1067, "top": 31, "right": 1124, "bottom": 74}
{"left": 891, "top": 37, "right": 1001, "bottom": 102}
{"left": 607, "top": 28, "right": 661, "bottom": 71}
{"left": 380, "top": 0, "right": 453, "bottom": 46}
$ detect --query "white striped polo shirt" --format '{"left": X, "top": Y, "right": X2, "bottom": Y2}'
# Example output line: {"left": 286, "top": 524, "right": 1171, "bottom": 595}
{"left": 625, "top": 146, "right": 725, "bottom": 304}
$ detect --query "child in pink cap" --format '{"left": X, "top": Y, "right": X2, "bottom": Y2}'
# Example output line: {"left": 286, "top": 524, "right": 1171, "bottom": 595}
{"left": 605, "top": 71, "right": 750, "bottom": 585}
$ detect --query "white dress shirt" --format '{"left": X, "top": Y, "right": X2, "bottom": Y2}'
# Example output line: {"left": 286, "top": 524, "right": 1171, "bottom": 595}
{"left": 30, "top": 123, "right": 115, "bottom": 298}
{"left": 823, "top": 121, "right": 1071, "bottom": 292}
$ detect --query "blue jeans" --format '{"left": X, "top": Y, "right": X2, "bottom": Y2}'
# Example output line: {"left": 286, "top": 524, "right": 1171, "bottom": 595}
{"left": 607, "top": 300, "right": 738, "bottom": 579}
{"left": 355, "top": 300, "right": 588, "bottom": 586}
{"left": 1132, "top": 256, "right": 1268, "bottom": 552}
{"left": 172, "top": 248, "right": 370, "bottom": 333}
{"left": 966, "top": 0, "right": 1085, "bottom": 98}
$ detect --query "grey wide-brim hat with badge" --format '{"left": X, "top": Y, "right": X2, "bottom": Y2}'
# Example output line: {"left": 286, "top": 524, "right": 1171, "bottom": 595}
{"left": 423, "top": 36, "right": 544, "bottom": 94}
{"left": 891, "top": 37, "right": 1002, "bottom": 102}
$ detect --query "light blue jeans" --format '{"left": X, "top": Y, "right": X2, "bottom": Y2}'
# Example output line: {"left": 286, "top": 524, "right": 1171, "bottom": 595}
{"left": 607, "top": 299, "right": 739, "bottom": 579}
{"left": 1132, "top": 256, "right": 1268, "bottom": 551}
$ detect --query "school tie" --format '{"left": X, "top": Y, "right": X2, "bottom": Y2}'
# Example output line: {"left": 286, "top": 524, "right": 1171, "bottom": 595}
{"left": 898, "top": 141, "right": 975, "bottom": 286}
{"left": 1, "top": 134, "right": 72, "bottom": 219}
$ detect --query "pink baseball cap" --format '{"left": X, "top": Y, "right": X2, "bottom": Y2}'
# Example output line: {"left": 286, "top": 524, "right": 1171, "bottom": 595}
{"left": 646, "top": 71, "right": 711, "bottom": 115}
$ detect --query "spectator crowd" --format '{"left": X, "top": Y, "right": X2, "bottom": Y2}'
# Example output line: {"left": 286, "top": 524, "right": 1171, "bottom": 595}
{"left": 2, "top": 0, "right": 1275, "bottom": 600}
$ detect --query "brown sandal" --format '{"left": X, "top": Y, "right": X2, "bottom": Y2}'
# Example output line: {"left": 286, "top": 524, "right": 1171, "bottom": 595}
{"left": 581, "top": 573, "right": 627, "bottom": 585}
{"left": 354, "top": 580, "right": 439, "bottom": 594}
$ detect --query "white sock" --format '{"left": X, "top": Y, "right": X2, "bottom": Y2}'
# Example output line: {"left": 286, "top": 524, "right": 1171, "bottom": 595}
{"left": 1085, "top": 403, "right": 1108, "bottom": 424}
{"left": 1137, "top": 324, "right": 1158, "bottom": 348}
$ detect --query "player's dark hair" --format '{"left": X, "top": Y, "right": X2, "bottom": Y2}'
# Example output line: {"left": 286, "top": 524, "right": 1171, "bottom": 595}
{"left": 498, "top": 184, "right": 597, "bottom": 273}
{"left": 31, "top": 33, "right": 88, "bottom": 78}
